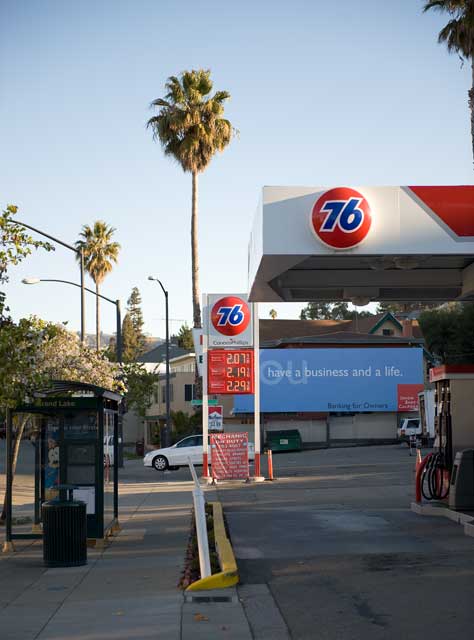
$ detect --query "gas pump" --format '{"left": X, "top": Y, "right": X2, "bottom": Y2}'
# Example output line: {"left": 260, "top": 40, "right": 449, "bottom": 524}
{"left": 421, "top": 380, "right": 452, "bottom": 501}
{"left": 422, "top": 366, "right": 474, "bottom": 508}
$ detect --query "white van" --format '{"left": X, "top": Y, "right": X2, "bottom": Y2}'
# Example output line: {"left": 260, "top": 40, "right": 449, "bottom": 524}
{"left": 397, "top": 418, "right": 421, "bottom": 444}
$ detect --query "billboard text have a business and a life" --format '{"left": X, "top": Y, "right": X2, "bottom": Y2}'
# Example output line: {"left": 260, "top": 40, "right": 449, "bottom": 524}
{"left": 234, "top": 348, "right": 424, "bottom": 413}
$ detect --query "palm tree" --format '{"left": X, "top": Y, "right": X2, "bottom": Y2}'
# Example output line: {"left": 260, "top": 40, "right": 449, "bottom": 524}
{"left": 423, "top": 1, "right": 474, "bottom": 163}
{"left": 269, "top": 309, "right": 278, "bottom": 320}
{"left": 147, "top": 69, "right": 234, "bottom": 327}
{"left": 75, "top": 221, "right": 120, "bottom": 350}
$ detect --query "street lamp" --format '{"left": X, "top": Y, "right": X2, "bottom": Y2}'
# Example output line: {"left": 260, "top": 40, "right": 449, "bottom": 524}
{"left": 22, "top": 278, "right": 122, "bottom": 363}
{"left": 148, "top": 276, "right": 171, "bottom": 448}
{"left": 14, "top": 220, "right": 86, "bottom": 343}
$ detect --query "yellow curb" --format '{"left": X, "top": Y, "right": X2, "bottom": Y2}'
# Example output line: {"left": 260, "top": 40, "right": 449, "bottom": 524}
{"left": 186, "top": 501, "right": 239, "bottom": 591}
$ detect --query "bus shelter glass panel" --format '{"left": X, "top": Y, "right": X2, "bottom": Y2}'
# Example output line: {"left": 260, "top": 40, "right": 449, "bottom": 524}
{"left": 103, "top": 409, "right": 116, "bottom": 531}
{"left": 64, "top": 410, "right": 99, "bottom": 537}
{"left": 5, "top": 414, "right": 39, "bottom": 535}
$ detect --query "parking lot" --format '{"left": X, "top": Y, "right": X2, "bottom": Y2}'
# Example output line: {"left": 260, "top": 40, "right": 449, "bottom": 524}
{"left": 214, "top": 444, "right": 474, "bottom": 640}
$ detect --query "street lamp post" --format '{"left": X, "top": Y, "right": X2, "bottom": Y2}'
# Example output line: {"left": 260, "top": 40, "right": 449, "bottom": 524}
{"left": 14, "top": 220, "right": 86, "bottom": 343}
{"left": 148, "top": 276, "right": 171, "bottom": 448}
{"left": 22, "top": 278, "right": 121, "bottom": 363}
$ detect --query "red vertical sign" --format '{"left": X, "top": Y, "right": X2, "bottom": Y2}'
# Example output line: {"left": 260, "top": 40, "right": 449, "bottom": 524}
{"left": 397, "top": 384, "right": 424, "bottom": 411}
{"left": 210, "top": 433, "right": 250, "bottom": 480}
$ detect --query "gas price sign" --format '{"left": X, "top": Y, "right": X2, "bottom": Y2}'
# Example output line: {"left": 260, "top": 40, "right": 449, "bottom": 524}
{"left": 208, "top": 349, "right": 254, "bottom": 395}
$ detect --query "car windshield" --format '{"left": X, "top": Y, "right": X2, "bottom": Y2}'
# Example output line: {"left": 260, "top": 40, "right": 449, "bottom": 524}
{"left": 175, "top": 436, "right": 200, "bottom": 448}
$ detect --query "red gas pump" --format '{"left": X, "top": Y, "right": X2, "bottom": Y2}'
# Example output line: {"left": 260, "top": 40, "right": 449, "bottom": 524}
{"left": 420, "top": 379, "right": 452, "bottom": 501}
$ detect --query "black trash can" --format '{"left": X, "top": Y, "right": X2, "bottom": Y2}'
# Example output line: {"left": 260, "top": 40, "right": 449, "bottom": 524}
{"left": 42, "top": 499, "right": 87, "bottom": 567}
{"left": 135, "top": 439, "right": 144, "bottom": 457}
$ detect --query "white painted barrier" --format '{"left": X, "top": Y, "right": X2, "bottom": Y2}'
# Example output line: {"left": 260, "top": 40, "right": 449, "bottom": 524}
{"left": 188, "top": 458, "right": 211, "bottom": 579}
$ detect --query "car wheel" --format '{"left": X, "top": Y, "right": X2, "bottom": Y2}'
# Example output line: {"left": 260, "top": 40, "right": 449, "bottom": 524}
{"left": 152, "top": 455, "right": 168, "bottom": 471}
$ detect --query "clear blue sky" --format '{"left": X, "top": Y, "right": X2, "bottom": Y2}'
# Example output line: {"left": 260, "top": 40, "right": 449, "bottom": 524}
{"left": 1, "top": 0, "right": 473, "bottom": 338}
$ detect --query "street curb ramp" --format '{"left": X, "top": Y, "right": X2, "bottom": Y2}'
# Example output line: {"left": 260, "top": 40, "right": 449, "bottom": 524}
{"left": 186, "top": 501, "right": 238, "bottom": 591}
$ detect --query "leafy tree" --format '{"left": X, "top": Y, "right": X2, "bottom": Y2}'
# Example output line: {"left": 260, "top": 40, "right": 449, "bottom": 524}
{"left": 128, "top": 287, "right": 145, "bottom": 333}
{"left": 300, "top": 302, "right": 333, "bottom": 320}
{"left": 123, "top": 287, "right": 147, "bottom": 360}
{"left": 423, "top": 1, "right": 474, "bottom": 163}
{"left": 121, "top": 314, "right": 136, "bottom": 362}
{"left": 300, "top": 301, "right": 373, "bottom": 320}
{"left": 176, "top": 323, "right": 193, "bottom": 349}
{"left": 0, "top": 205, "right": 53, "bottom": 318}
{"left": 269, "top": 309, "right": 278, "bottom": 319}
{"left": 0, "top": 319, "right": 123, "bottom": 522}
{"left": 377, "top": 301, "right": 439, "bottom": 314}
{"left": 75, "top": 221, "right": 120, "bottom": 351}
{"left": 170, "top": 409, "right": 202, "bottom": 442}
{"left": 147, "top": 69, "right": 235, "bottom": 328}
{"left": 0, "top": 317, "right": 123, "bottom": 411}
{"left": 122, "top": 362, "right": 157, "bottom": 418}
{"left": 419, "top": 302, "right": 474, "bottom": 363}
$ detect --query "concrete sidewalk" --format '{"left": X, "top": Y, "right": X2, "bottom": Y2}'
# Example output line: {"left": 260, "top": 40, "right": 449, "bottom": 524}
{"left": 0, "top": 461, "right": 253, "bottom": 640}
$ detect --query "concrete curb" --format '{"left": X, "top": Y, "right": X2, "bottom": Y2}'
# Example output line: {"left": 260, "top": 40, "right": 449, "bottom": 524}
{"left": 411, "top": 501, "right": 474, "bottom": 537}
{"left": 186, "top": 501, "right": 238, "bottom": 591}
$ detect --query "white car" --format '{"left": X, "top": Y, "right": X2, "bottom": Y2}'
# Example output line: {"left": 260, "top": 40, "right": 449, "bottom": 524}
{"left": 143, "top": 434, "right": 255, "bottom": 471}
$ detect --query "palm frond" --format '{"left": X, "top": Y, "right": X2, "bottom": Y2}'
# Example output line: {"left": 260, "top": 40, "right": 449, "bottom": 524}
{"left": 75, "top": 221, "right": 120, "bottom": 284}
{"left": 424, "top": 1, "right": 474, "bottom": 58}
{"left": 147, "top": 68, "right": 235, "bottom": 173}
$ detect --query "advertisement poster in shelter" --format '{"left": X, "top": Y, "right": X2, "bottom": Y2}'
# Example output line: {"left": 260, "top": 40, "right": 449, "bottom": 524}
{"left": 210, "top": 433, "right": 249, "bottom": 480}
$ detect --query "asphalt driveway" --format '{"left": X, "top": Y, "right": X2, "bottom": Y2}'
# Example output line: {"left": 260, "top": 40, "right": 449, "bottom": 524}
{"left": 216, "top": 445, "right": 474, "bottom": 640}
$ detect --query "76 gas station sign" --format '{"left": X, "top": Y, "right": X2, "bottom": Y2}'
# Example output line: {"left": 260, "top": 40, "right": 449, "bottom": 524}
{"left": 202, "top": 293, "right": 263, "bottom": 480}
{"left": 207, "top": 294, "right": 253, "bottom": 347}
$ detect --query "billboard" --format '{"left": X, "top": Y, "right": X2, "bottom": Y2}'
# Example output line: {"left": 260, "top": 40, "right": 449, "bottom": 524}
{"left": 234, "top": 348, "right": 424, "bottom": 413}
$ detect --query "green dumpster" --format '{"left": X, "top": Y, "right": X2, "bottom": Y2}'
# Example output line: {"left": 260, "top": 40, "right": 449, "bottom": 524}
{"left": 265, "top": 429, "right": 302, "bottom": 452}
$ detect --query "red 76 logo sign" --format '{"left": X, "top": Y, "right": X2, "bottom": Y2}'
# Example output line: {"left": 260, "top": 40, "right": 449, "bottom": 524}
{"left": 210, "top": 296, "right": 251, "bottom": 337}
{"left": 310, "top": 187, "right": 372, "bottom": 249}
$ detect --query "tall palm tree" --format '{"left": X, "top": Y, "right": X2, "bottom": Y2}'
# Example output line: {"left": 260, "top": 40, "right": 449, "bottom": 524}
{"left": 147, "top": 69, "right": 234, "bottom": 327}
{"left": 423, "top": 1, "right": 474, "bottom": 163}
{"left": 75, "top": 221, "right": 120, "bottom": 350}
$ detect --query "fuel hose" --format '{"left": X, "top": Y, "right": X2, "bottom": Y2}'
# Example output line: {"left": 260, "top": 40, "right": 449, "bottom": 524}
{"left": 421, "top": 451, "right": 450, "bottom": 501}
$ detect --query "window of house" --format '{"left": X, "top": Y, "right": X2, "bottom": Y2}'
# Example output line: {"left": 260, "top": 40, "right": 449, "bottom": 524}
{"left": 383, "top": 329, "right": 394, "bottom": 336}
{"left": 153, "top": 386, "right": 159, "bottom": 404}
{"left": 184, "top": 384, "right": 196, "bottom": 402}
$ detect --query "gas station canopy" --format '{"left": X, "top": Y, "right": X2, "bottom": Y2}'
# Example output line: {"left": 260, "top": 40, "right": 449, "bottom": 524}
{"left": 248, "top": 186, "right": 474, "bottom": 304}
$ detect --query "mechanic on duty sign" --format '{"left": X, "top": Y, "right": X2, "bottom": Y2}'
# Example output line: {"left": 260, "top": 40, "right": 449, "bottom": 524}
{"left": 210, "top": 433, "right": 250, "bottom": 480}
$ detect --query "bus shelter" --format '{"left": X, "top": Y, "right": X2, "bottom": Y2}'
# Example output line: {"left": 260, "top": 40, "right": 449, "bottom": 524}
{"left": 3, "top": 381, "right": 122, "bottom": 551}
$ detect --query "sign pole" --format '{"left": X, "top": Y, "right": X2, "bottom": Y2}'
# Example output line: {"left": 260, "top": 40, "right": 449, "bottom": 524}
{"left": 202, "top": 294, "right": 209, "bottom": 478}
{"left": 253, "top": 302, "right": 263, "bottom": 479}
